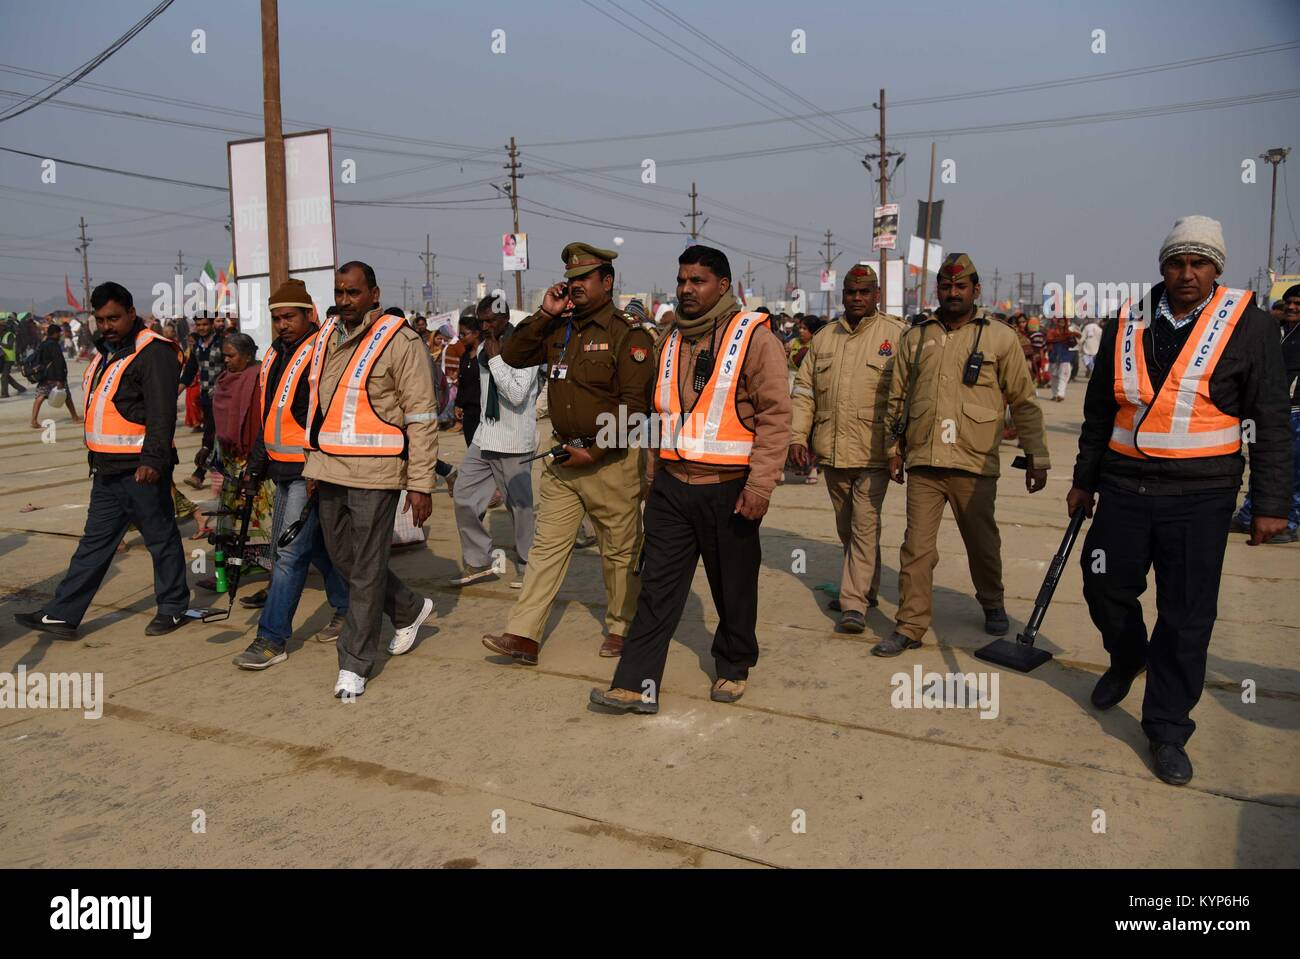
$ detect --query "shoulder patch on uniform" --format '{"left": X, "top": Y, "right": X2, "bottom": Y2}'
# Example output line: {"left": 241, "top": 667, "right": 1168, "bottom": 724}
{"left": 878, "top": 339, "right": 893, "bottom": 356}
{"left": 630, "top": 345, "right": 648, "bottom": 363}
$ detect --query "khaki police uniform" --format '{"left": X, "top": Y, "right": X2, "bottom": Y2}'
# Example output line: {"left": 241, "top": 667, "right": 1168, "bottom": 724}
{"left": 497, "top": 244, "right": 656, "bottom": 645}
{"left": 885, "top": 269, "right": 1049, "bottom": 641}
{"left": 791, "top": 308, "right": 905, "bottom": 613}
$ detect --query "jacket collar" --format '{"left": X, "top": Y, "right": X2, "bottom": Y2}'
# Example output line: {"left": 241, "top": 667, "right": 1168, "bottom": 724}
{"left": 836, "top": 310, "right": 881, "bottom": 336}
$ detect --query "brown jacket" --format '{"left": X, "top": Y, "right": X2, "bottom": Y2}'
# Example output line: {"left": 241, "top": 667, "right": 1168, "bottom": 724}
{"left": 885, "top": 309, "right": 1049, "bottom": 476}
{"left": 791, "top": 310, "right": 905, "bottom": 468}
{"left": 502, "top": 299, "right": 655, "bottom": 463}
{"left": 303, "top": 308, "right": 440, "bottom": 492}
{"left": 653, "top": 313, "right": 792, "bottom": 500}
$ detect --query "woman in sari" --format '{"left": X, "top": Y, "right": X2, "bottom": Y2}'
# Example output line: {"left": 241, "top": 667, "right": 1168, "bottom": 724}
{"left": 196, "top": 333, "right": 275, "bottom": 589}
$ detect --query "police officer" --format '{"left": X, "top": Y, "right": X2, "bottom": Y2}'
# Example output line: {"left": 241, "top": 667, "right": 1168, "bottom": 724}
{"left": 0, "top": 315, "right": 27, "bottom": 398}
{"left": 877, "top": 253, "right": 1050, "bottom": 656}
{"left": 790, "top": 264, "right": 905, "bottom": 633}
{"left": 1069, "top": 216, "right": 1291, "bottom": 785}
{"left": 482, "top": 243, "right": 656, "bottom": 665}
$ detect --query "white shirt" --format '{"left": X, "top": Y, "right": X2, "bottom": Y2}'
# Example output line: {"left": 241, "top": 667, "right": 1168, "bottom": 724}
{"left": 1081, "top": 322, "right": 1103, "bottom": 356}
{"left": 472, "top": 352, "right": 542, "bottom": 455}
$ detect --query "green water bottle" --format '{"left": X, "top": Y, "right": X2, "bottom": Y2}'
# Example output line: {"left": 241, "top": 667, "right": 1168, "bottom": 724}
{"left": 214, "top": 548, "right": 229, "bottom": 593}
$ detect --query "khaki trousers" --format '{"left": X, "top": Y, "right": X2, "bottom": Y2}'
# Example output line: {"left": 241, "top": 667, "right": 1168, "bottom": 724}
{"left": 505, "top": 446, "right": 643, "bottom": 641}
{"left": 822, "top": 466, "right": 890, "bottom": 613}
{"left": 896, "top": 466, "right": 1003, "bottom": 640}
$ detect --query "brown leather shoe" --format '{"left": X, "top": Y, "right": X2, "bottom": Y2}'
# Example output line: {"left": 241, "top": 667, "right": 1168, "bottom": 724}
{"left": 589, "top": 687, "right": 658, "bottom": 714}
{"left": 482, "top": 632, "right": 539, "bottom": 665}
{"left": 599, "top": 633, "right": 624, "bottom": 657}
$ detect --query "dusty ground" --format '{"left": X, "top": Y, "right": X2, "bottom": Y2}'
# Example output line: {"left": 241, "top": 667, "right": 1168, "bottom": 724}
{"left": 1, "top": 360, "right": 1296, "bottom": 868}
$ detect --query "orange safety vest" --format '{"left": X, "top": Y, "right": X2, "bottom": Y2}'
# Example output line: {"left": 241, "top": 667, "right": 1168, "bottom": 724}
{"left": 1110, "top": 286, "right": 1251, "bottom": 459}
{"left": 655, "top": 310, "right": 764, "bottom": 466}
{"left": 258, "top": 331, "right": 317, "bottom": 463}
{"left": 306, "top": 315, "right": 407, "bottom": 456}
{"left": 82, "top": 328, "right": 181, "bottom": 454}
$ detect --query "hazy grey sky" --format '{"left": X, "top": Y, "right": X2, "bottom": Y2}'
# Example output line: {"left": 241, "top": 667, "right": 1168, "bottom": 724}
{"left": 2, "top": 0, "right": 1298, "bottom": 313}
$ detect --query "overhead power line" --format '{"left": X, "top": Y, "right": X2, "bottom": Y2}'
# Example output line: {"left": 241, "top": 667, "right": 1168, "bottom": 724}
{"left": 0, "top": 1, "right": 175, "bottom": 123}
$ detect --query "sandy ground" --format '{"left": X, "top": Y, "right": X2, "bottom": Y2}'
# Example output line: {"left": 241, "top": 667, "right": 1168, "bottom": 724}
{"left": 0, "top": 359, "right": 1296, "bottom": 868}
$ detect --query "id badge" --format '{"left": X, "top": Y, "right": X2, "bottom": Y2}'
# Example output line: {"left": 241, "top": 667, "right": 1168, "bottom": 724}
{"left": 551, "top": 363, "right": 569, "bottom": 381}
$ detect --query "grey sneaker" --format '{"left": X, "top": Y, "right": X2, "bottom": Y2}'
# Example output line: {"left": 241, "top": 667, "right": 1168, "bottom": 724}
{"left": 314, "top": 610, "right": 346, "bottom": 643}
{"left": 233, "top": 637, "right": 287, "bottom": 670}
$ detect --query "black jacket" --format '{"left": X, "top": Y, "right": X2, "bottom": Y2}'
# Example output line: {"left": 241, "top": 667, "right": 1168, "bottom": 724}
{"left": 86, "top": 323, "right": 181, "bottom": 476}
{"left": 1073, "top": 282, "right": 1292, "bottom": 518}
{"left": 247, "top": 328, "right": 316, "bottom": 483}
{"left": 38, "top": 338, "right": 67, "bottom": 382}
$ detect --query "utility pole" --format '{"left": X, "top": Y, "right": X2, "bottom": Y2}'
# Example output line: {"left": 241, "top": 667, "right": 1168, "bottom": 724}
{"left": 991, "top": 268, "right": 1001, "bottom": 308}
{"left": 505, "top": 136, "right": 524, "bottom": 310}
{"left": 76, "top": 217, "right": 92, "bottom": 312}
{"left": 1260, "top": 147, "right": 1290, "bottom": 281}
{"left": 175, "top": 250, "right": 186, "bottom": 277}
{"left": 401, "top": 278, "right": 410, "bottom": 313}
{"left": 792, "top": 236, "right": 800, "bottom": 309}
{"left": 687, "top": 182, "right": 701, "bottom": 241}
{"left": 822, "top": 229, "right": 837, "bottom": 317}
{"left": 419, "top": 233, "right": 437, "bottom": 313}
{"left": 260, "top": 0, "right": 289, "bottom": 294}
{"left": 863, "top": 88, "right": 903, "bottom": 311}
{"left": 1278, "top": 242, "right": 1293, "bottom": 275}
{"left": 743, "top": 261, "right": 754, "bottom": 300}
{"left": 917, "top": 142, "right": 937, "bottom": 314}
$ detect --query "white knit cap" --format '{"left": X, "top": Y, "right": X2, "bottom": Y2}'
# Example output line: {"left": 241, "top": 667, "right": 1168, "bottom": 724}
{"left": 1159, "top": 215, "right": 1225, "bottom": 273}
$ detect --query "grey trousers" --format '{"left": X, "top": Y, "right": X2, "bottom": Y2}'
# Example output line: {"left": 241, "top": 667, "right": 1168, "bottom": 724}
{"left": 452, "top": 443, "right": 535, "bottom": 569}
{"left": 317, "top": 482, "right": 424, "bottom": 677}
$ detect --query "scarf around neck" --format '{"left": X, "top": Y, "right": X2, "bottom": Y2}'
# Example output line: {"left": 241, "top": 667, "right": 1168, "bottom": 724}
{"left": 673, "top": 290, "right": 739, "bottom": 340}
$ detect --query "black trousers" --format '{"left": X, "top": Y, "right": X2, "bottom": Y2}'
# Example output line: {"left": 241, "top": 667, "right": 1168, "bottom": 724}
{"left": 612, "top": 471, "right": 761, "bottom": 699}
{"left": 0, "top": 356, "right": 26, "bottom": 396}
{"left": 46, "top": 470, "right": 190, "bottom": 626}
{"left": 1080, "top": 485, "right": 1236, "bottom": 746}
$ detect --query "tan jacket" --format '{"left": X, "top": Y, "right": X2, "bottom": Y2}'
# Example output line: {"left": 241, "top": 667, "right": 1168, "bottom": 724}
{"left": 885, "top": 310, "right": 1049, "bottom": 476}
{"left": 791, "top": 311, "right": 905, "bottom": 468}
{"left": 303, "top": 308, "right": 440, "bottom": 492}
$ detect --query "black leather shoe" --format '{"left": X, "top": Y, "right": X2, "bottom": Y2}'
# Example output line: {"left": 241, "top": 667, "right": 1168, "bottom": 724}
{"left": 1149, "top": 741, "right": 1193, "bottom": 786}
{"left": 837, "top": 610, "right": 866, "bottom": 634}
{"left": 871, "top": 632, "right": 922, "bottom": 657}
{"left": 1090, "top": 663, "right": 1146, "bottom": 710}
{"left": 983, "top": 606, "right": 1009, "bottom": 636}
{"left": 145, "top": 612, "right": 190, "bottom": 636}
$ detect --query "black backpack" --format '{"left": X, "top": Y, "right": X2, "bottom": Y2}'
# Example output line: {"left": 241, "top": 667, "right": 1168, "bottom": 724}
{"left": 20, "top": 346, "right": 44, "bottom": 384}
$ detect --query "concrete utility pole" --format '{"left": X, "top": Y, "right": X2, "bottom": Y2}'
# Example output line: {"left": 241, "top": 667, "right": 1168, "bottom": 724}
{"left": 991, "top": 268, "right": 1001, "bottom": 308}
{"left": 864, "top": 88, "right": 903, "bottom": 310}
{"left": 175, "top": 250, "right": 186, "bottom": 277}
{"left": 260, "top": 0, "right": 289, "bottom": 291}
{"left": 505, "top": 136, "right": 524, "bottom": 310}
{"left": 792, "top": 236, "right": 800, "bottom": 307}
{"left": 76, "top": 217, "right": 92, "bottom": 311}
{"left": 822, "top": 229, "right": 837, "bottom": 318}
{"left": 1278, "top": 242, "right": 1293, "bottom": 275}
{"left": 743, "top": 261, "right": 754, "bottom": 298}
{"left": 419, "top": 233, "right": 437, "bottom": 313}
{"left": 1260, "top": 147, "right": 1290, "bottom": 281}
{"left": 401, "top": 278, "right": 410, "bottom": 314}
{"left": 687, "top": 182, "right": 701, "bottom": 241}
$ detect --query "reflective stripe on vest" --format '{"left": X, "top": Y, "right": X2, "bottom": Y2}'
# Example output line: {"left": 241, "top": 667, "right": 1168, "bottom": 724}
{"left": 307, "top": 315, "right": 408, "bottom": 456}
{"left": 1109, "top": 287, "right": 1250, "bottom": 459}
{"left": 259, "top": 332, "right": 317, "bottom": 462}
{"left": 83, "top": 329, "right": 182, "bottom": 454}
{"left": 654, "top": 311, "right": 762, "bottom": 465}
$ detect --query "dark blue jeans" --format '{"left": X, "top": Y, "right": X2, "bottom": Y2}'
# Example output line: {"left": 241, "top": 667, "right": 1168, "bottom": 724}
{"left": 257, "top": 478, "right": 348, "bottom": 648}
{"left": 1233, "top": 408, "right": 1300, "bottom": 530}
{"left": 46, "top": 470, "right": 190, "bottom": 626}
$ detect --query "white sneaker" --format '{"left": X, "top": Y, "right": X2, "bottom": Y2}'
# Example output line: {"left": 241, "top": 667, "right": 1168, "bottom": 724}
{"left": 388, "top": 597, "right": 434, "bottom": 655}
{"left": 333, "top": 669, "right": 365, "bottom": 699}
